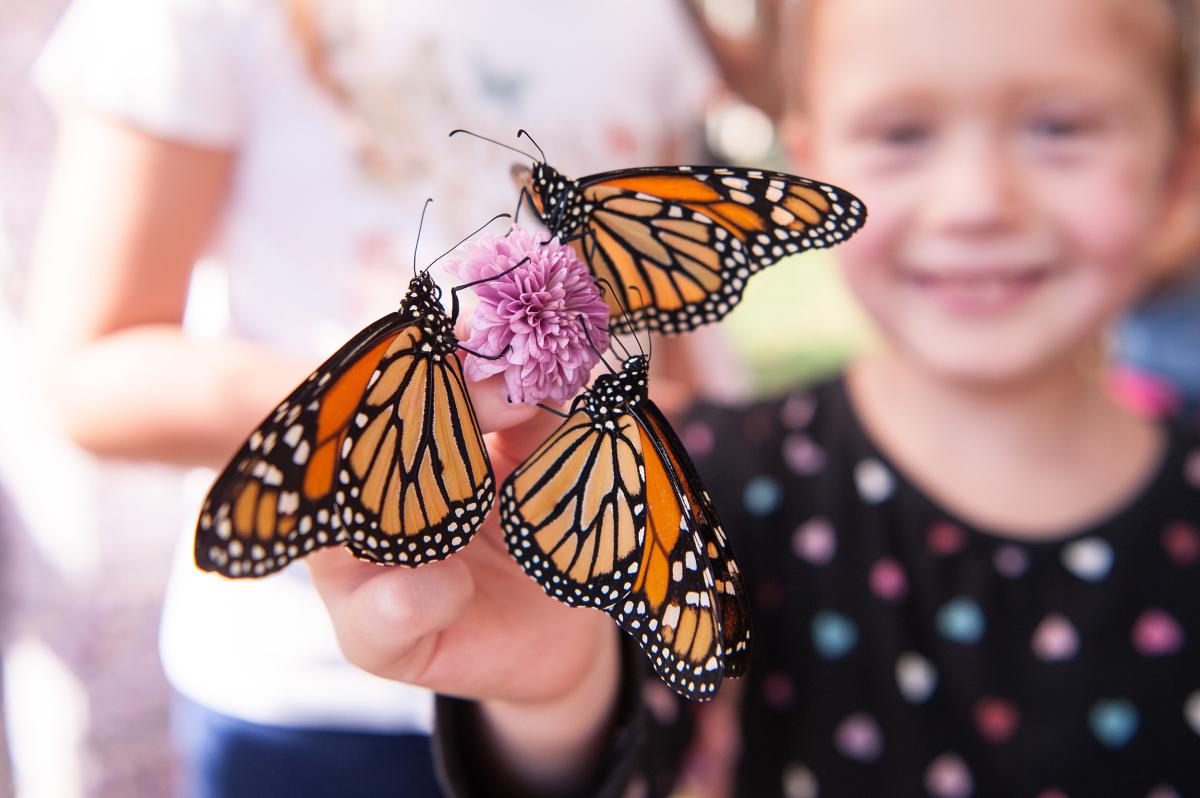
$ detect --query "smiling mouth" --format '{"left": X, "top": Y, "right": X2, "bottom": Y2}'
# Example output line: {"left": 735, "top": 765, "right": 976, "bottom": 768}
{"left": 901, "top": 266, "right": 1057, "bottom": 313}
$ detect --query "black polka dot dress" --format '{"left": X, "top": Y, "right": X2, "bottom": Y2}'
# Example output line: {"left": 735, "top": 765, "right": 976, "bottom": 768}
{"left": 434, "top": 377, "right": 1200, "bottom": 798}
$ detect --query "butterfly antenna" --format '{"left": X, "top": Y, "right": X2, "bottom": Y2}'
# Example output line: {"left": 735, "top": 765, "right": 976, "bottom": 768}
{"left": 596, "top": 275, "right": 649, "bottom": 361}
{"left": 448, "top": 129, "right": 539, "bottom": 163}
{"left": 516, "top": 129, "right": 547, "bottom": 163}
{"left": 592, "top": 278, "right": 634, "bottom": 361}
{"left": 627, "top": 285, "right": 651, "bottom": 360}
{"left": 577, "top": 314, "right": 616, "bottom": 374}
{"left": 413, "top": 197, "right": 433, "bottom": 278}
{"left": 423, "top": 212, "right": 512, "bottom": 273}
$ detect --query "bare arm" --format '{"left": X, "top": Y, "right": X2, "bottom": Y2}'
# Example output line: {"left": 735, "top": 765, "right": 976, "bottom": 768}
{"left": 677, "top": 0, "right": 785, "bottom": 119}
{"left": 26, "top": 111, "right": 310, "bottom": 467}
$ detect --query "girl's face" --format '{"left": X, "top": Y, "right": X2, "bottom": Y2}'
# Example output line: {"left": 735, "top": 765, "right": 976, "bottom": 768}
{"left": 791, "top": 0, "right": 1193, "bottom": 386}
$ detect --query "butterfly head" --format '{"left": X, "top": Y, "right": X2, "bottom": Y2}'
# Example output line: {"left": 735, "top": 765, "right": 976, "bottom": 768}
{"left": 581, "top": 355, "right": 650, "bottom": 420}
{"left": 513, "top": 163, "right": 584, "bottom": 236}
{"left": 407, "top": 269, "right": 442, "bottom": 303}
{"left": 402, "top": 271, "right": 458, "bottom": 352}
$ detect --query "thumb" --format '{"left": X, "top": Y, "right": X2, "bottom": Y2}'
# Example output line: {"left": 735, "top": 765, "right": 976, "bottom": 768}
{"left": 465, "top": 371, "right": 566, "bottom": 473}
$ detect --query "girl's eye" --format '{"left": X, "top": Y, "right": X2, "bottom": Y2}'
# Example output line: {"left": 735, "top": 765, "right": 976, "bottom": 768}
{"left": 880, "top": 123, "right": 929, "bottom": 146}
{"left": 1028, "top": 112, "right": 1100, "bottom": 139}
{"left": 1032, "top": 118, "right": 1081, "bottom": 137}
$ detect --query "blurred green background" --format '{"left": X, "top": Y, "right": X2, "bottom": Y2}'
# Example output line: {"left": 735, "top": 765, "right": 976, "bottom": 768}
{"left": 723, "top": 251, "right": 877, "bottom": 395}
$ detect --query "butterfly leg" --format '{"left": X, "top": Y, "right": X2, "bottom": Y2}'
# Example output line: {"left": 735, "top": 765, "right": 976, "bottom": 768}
{"left": 448, "top": 256, "right": 532, "bottom": 321}
{"left": 511, "top": 187, "right": 533, "bottom": 227}
{"left": 457, "top": 343, "right": 511, "bottom": 361}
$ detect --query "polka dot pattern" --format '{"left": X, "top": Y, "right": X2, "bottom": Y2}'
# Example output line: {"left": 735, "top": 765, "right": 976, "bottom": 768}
{"left": 743, "top": 475, "right": 782, "bottom": 516}
{"left": 1061, "top": 537, "right": 1113, "bottom": 582}
{"left": 1089, "top": 699, "right": 1139, "bottom": 748}
{"left": 937, "top": 598, "right": 985, "bottom": 644}
{"left": 662, "top": 382, "right": 1200, "bottom": 797}
{"left": 925, "top": 753, "right": 973, "bottom": 798}
{"left": 811, "top": 611, "right": 858, "bottom": 660}
{"left": 792, "top": 518, "right": 836, "bottom": 565}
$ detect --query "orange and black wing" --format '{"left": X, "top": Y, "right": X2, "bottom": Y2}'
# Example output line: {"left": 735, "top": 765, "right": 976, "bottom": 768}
{"left": 334, "top": 327, "right": 494, "bottom": 565}
{"left": 500, "top": 409, "right": 646, "bottom": 608}
{"left": 636, "top": 400, "right": 751, "bottom": 678}
{"left": 573, "top": 166, "right": 866, "bottom": 334}
{"left": 195, "top": 313, "right": 410, "bottom": 578}
{"left": 611, "top": 401, "right": 729, "bottom": 700}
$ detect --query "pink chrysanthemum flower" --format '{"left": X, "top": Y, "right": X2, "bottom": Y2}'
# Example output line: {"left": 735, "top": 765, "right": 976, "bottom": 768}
{"left": 448, "top": 225, "right": 610, "bottom": 405}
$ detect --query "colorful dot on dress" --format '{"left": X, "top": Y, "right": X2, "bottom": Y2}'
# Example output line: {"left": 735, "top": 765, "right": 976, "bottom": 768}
{"left": 763, "top": 670, "right": 796, "bottom": 709}
{"left": 680, "top": 421, "right": 715, "bottom": 459}
{"left": 1060, "top": 537, "right": 1114, "bottom": 583}
{"left": 1146, "top": 785, "right": 1182, "bottom": 798}
{"left": 1183, "top": 690, "right": 1200, "bottom": 736}
{"left": 1185, "top": 449, "right": 1200, "bottom": 488}
{"left": 1089, "top": 699, "right": 1139, "bottom": 748}
{"left": 936, "top": 597, "right": 985, "bottom": 644}
{"left": 993, "top": 544, "right": 1030, "bottom": 578}
{"left": 783, "top": 433, "right": 827, "bottom": 476}
{"left": 811, "top": 610, "right": 859, "bottom": 660}
{"left": 1162, "top": 522, "right": 1200, "bottom": 566}
{"left": 781, "top": 393, "right": 817, "bottom": 428}
{"left": 781, "top": 762, "right": 819, "bottom": 798}
{"left": 973, "top": 696, "right": 1020, "bottom": 744}
{"left": 743, "top": 475, "right": 783, "bottom": 516}
{"left": 895, "top": 652, "right": 938, "bottom": 704}
{"left": 924, "top": 753, "right": 973, "bottom": 798}
{"left": 869, "top": 558, "right": 908, "bottom": 602}
{"left": 854, "top": 458, "right": 895, "bottom": 504}
{"left": 641, "top": 681, "right": 679, "bottom": 724}
{"left": 927, "top": 521, "right": 965, "bottom": 555}
{"left": 792, "top": 518, "right": 836, "bottom": 565}
{"left": 1130, "top": 608, "right": 1184, "bottom": 657}
{"left": 1031, "top": 614, "right": 1080, "bottom": 662}
{"left": 834, "top": 712, "right": 883, "bottom": 762}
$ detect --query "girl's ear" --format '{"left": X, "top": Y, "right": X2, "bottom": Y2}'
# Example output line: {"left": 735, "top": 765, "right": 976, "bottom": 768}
{"left": 779, "top": 112, "right": 816, "bottom": 173}
{"left": 1147, "top": 104, "right": 1200, "bottom": 280}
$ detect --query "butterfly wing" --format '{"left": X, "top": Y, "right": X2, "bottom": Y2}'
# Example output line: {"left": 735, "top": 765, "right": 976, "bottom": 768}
{"left": 334, "top": 326, "right": 495, "bottom": 565}
{"left": 500, "top": 409, "right": 647, "bottom": 608}
{"left": 195, "top": 313, "right": 410, "bottom": 577}
{"left": 570, "top": 166, "right": 866, "bottom": 334}
{"left": 612, "top": 400, "right": 729, "bottom": 701}
{"left": 636, "top": 400, "right": 751, "bottom": 678}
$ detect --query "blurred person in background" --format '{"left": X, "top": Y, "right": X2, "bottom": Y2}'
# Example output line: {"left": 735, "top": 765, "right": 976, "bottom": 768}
{"left": 24, "top": 0, "right": 723, "bottom": 795}
{"left": 299, "top": 0, "right": 1200, "bottom": 796}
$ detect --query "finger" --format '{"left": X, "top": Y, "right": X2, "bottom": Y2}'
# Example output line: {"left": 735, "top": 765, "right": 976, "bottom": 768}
{"left": 307, "top": 547, "right": 475, "bottom": 681}
{"left": 467, "top": 371, "right": 540, "bottom": 433}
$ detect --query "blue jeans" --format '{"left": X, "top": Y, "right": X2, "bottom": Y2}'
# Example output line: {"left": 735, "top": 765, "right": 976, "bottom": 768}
{"left": 171, "top": 695, "right": 445, "bottom": 798}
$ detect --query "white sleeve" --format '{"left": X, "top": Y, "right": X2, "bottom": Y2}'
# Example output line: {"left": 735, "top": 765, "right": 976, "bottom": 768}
{"left": 32, "top": 0, "right": 246, "bottom": 147}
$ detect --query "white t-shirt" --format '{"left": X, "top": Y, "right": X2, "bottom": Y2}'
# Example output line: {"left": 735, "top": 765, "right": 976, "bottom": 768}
{"left": 35, "top": 0, "right": 714, "bottom": 732}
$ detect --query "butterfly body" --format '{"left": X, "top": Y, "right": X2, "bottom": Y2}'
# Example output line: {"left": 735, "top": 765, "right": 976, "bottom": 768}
{"left": 514, "top": 160, "right": 867, "bottom": 335}
{"left": 500, "top": 354, "right": 751, "bottom": 700}
{"left": 196, "top": 270, "right": 495, "bottom": 577}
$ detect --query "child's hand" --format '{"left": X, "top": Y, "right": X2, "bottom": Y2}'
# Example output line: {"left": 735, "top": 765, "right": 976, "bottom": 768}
{"left": 305, "top": 371, "right": 623, "bottom": 788}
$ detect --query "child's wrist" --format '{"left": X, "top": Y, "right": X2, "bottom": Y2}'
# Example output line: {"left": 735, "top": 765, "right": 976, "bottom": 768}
{"left": 477, "top": 622, "right": 623, "bottom": 794}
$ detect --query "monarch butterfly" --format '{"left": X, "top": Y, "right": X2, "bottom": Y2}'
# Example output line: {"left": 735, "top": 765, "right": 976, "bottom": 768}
{"left": 195, "top": 210, "right": 514, "bottom": 578}
{"left": 450, "top": 129, "right": 867, "bottom": 335}
{"left": 498, "top": 339, "right": 750, "bottom": 701}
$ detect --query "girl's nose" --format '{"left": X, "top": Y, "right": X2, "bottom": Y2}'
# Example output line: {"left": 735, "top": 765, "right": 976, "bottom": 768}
{"left": 922, "top": 128, "right": 1019, "bottom": 235}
